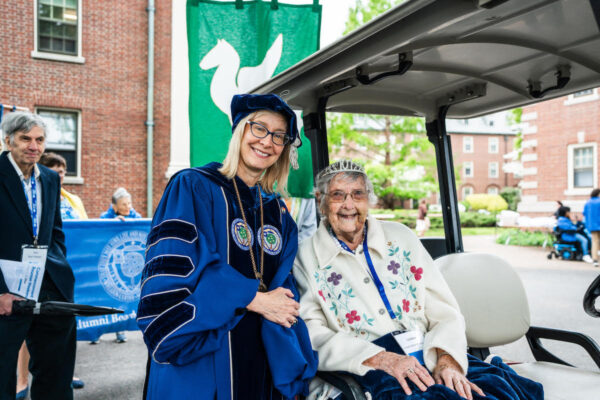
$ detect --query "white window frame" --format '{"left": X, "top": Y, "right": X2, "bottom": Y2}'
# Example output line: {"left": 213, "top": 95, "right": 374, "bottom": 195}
{"left": 564, "top": 88, "right": 598, "bottom": 106}
{"left": 463, "top": 161, "right": 474, "bottom": 178}
{"left": 488, "top": 161, "right": 499, "bottom": 178}
{"left": 463, "top": 136, "right": 473, "bottom": 153}
{"left": 462, "top": 186, "right": 473, "bottom": 199}
{"left": 488, "top": 137, "right": 499, "bottom": 154}
{"left": 35, "top": 106, "right": 84, "bottom": 184}
{"left": 565, "top": 142, "right": 597, "bottom": 196}
{"left": 487, "top": 186, "right": 499, "bottom": 195}
{"left": 32, "top": 0, "right": 85, "bottom": 64}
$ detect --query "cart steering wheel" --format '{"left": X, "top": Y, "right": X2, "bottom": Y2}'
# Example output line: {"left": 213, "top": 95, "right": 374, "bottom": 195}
{"left": 583, "top": 274, "right": 600, "bottom": 318}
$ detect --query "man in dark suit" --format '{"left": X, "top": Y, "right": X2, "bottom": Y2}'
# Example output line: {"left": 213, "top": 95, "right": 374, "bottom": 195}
{"left": 0, "top": 112, "right": 76, "bottom": 400}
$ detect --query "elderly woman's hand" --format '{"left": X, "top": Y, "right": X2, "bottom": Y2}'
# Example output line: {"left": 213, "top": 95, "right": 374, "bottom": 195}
{"left": 363, "top": 351, "right": 434, "bottom": 395}
{"left": 433, "top": 353, "right": 485, "bottom": 400}
{"left": 247, "top": 287, "right": 300, "bottom": 328}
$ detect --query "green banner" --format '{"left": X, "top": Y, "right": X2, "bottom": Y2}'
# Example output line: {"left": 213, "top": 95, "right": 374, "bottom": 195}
{"left": 187, "top": 0, "right": 321, "bottom": 197}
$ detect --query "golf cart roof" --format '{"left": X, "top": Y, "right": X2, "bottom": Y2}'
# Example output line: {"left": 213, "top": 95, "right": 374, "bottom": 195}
{"left": 252, "top": 0, "right": 600, "bottom": 120}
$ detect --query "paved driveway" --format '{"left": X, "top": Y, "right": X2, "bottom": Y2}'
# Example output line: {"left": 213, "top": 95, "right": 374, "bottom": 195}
{"left": 71, "top": 234, "right": 600, "bottom": 399}
{"left": 464, "top": 235, "right": 600, "bottom": 370}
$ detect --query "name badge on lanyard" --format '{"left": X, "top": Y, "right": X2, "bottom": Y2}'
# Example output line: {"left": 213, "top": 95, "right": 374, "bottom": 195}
{"left": 392, "top": 330, "right": 425, "bottom": 365}
{"left": 20, "top": 245, "right": 47, "bottom": 301}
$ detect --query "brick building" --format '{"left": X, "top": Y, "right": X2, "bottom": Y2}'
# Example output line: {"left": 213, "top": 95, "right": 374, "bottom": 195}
{"left": 447, "top": 113, "right": 520, "bottom": 201}
{"left": 329, "top": 112, "right": 519, "bottom": 205}
{"left": 0, "top": 1, "right": 172, "bottom": 217}
{"left": 517, "top": 88, "right": 600, "bottom": 215}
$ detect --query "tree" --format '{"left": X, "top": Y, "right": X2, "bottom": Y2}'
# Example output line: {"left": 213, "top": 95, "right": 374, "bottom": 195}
{"left": 326, "top": 0, "right": 436, "bottom": 208}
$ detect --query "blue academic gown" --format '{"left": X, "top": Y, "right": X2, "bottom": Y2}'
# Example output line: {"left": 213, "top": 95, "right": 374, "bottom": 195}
{"left": 137, "top": 163, "right": 317, "bottom": 400}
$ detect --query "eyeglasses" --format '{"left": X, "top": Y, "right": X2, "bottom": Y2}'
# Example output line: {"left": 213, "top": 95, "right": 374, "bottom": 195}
{"left": 325, "top": 190, "right": 369, "bottom": 203}
{"left": 246, "top": 121, "right": 291, "bottom": 146}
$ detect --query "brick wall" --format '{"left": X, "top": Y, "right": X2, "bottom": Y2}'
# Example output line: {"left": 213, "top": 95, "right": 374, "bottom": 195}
{"left": 519, "top": 90, "right": 600, "bottom": 214}
{"left": 450, "top": 133, "right": 519, "bottom": 200}
{"left": 0, "top": 1, "right": 171, "bottom": 217}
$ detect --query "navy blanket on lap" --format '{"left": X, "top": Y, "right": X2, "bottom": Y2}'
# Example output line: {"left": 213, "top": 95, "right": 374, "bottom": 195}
{"left": 343, "top": 333, "right": 543, "bottom": 400}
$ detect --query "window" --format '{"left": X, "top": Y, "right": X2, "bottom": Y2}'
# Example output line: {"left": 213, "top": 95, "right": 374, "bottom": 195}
{"left": 463, "top": 161, "right": 473, "bottom": 178}
{"left": 463, "top": 136, "right": 473, "bottom": 153}
{"left": 37, "top": 108, "right": 82, "bottom": 182}
{"left": 462, "top": 186, "right": 473, "bottom": 199}
{"left": 38, "top": 0, "right": 78, "bottom": 54}
{"left": 487, "top": 186, "right": 499, "bottom": 195}
{"left": 489, "top": 162, "right": 499, "bottom": 178}
{"left": 488, "top": 137, "right": 499, "bottom": 153}
{"left": 566, "top": 143, "right": 597, "bottom": 195}
{"left": 564, "top": 88, "right": 598, "bottom": 105}
{"left": 574, "top": 89, "right": 594, "bottom": 98}
{"left": 33, "top": 0, "right": 83, "bottom": 63}
{"left": 573, "top": 147, "right": 593, "bottom": 187}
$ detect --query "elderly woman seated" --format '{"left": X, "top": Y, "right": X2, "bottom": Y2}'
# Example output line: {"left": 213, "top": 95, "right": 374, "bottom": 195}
{"left": 293, "top": 160, "right": 543, "bottom": 400}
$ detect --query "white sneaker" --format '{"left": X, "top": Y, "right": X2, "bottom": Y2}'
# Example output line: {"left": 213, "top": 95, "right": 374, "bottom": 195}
{"left": 583, "top": 255, "right": 593, "bottom": 263}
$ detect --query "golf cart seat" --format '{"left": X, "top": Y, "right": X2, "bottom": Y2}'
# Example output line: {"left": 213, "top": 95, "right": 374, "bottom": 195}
{"left": 435, "top": 252, "right": 600, "bottom": 400}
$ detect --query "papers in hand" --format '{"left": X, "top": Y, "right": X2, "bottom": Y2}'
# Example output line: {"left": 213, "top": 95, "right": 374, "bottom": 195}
{"left": 0, "top": 258, "right": 44, "bottom": 300}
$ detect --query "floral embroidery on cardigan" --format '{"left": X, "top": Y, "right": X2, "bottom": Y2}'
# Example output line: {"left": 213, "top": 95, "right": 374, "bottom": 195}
{"left": 314, "top": 266, "right": 374, "bottom": 339}
{"left": 385, "top": 242, "right": 424, "bottom": 328}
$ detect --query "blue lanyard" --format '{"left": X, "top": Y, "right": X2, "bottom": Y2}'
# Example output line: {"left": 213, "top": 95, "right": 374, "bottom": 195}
{"left": 21, "top": 173, "right": 39, "bottom": 244}
{"left": 363, "top": 233, "right": 397, "bottom": 320}
{"left": 331, "top": 224, "right": 397, "bottom": 320}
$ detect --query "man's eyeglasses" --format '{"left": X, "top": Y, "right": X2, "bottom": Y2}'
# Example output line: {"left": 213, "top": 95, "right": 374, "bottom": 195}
{"left": 246, "top": 121, "right": 291, "bottom": 146}
{"left": 326, "top": 190, "right": 369, "bottom": 203}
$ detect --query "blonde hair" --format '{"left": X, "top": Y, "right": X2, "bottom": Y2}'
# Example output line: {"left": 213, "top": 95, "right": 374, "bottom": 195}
{"left": 219, "top": 111, "right": 291, "bottom": 196}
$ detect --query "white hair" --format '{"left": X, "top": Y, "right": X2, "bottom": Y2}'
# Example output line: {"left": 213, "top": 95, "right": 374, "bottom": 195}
{"left": 112, "top": 187, "right": 132, "bottom": 204}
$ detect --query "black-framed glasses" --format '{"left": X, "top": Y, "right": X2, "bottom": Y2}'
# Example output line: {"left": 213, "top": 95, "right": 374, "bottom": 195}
{"left": 326, "top": 190, "right": 369, "bottom": 203}
{"left": 246, "top": 121, "right": 291, "bottom": 146}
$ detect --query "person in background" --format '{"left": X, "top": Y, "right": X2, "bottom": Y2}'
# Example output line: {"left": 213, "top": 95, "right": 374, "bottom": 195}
{"left": 557, "top": 206, "right": 593, "bottom": 263}
{"left": 98, "top": 187, "right": 141, "bottom": 343}
{"left": 40, "top": 152, "right": 88, "bottom": 220}
{"left": 13, "top": 153, "right": 87, "bottom": 396}
{"left": 100, "top": 187, "right": 142, "bottom": 220}
{"left": 284, "top": 196, "right": 318, "bottom": 243}
{"left": 416, "top": 199, "right": 430, "bottom": 237}
{"left": 0, "top": 112, "right": 77, "bottom": 400}
{"left": 583, "top": 189, "right": 600, "bottom": 267}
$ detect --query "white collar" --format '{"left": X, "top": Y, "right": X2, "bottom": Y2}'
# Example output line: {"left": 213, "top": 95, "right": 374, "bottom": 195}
{"left": 312, "top": 215, "right": 387, "bottom": 268}
{"left": 7, "top": 152, "right": 40, "bottom": 181}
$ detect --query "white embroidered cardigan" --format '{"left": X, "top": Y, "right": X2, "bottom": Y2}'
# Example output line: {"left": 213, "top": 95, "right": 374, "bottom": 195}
{"left": 293, "top": 216, "right": 468, "bottom": 398}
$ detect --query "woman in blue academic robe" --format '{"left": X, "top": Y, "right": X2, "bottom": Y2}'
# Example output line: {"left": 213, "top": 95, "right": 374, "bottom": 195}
{"left": 137, "top": 94, "right": 318, "bottom": 400}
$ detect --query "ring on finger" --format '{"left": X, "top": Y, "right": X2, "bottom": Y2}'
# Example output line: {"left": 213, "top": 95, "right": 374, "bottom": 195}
{"left": 291, "top": 318, "right": 298, "bottom": 325}
{"left": 407, "top": 368, "right": 415, "bottom": 374}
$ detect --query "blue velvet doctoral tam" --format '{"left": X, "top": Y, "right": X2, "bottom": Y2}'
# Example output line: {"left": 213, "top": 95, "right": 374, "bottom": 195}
{"left": 137, "top": 163, "right": 317, "bottom": 400}
{"left": 344, "top": 334, "right": 543, "bottom": 400}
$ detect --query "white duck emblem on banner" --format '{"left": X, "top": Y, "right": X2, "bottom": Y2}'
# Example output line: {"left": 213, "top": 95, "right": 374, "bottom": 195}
{"left": 200, "top": 34, "right": 284, "bottom": 123}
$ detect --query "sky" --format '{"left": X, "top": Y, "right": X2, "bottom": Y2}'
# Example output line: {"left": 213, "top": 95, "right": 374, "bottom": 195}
{"left": 281, "top": 0, "right": 353, "bottom": 47}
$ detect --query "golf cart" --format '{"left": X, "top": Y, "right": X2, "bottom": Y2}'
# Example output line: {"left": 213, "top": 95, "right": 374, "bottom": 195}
{"left": 252, "top": 0, "right": 600, "bottom": 398}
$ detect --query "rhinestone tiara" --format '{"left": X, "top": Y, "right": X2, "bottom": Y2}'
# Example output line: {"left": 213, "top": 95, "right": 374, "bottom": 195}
{"left": 316, "top": 160, "right": 366, "bottom": 181}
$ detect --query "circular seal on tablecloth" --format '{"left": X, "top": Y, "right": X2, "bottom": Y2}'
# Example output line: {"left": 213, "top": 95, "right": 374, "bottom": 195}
{"left": 231, "top": 218, "right": 253, "bottom": 251}
{"left": 97, "top": 230, "right": 147, "bottom": 302}
{"left": 257, "top": 225, "right": 282, "bottom": 255}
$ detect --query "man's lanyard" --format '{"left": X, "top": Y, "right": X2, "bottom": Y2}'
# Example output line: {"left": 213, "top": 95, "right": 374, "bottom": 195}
{"left": 331, "top": 224, "right": 397, "bottom": 320}
{"left": 21, "top": 173, "right": 39, "bottom": 244}
{"left": 363, "top": 233, "right": 397, "bottom": 320}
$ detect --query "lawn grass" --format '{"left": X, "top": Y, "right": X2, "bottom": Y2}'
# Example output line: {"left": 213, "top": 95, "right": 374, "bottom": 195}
{"left": 421, "top": 227, "right": 497, "bottom": 237}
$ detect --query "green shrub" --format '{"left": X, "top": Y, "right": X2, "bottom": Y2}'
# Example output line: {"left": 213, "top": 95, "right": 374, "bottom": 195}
{"left": 495, "top": 229, "right": 553, "bottom": 247}
{"left": 460, "top": 212, "right": 497, "bottom": 227}
{"left": 500, "top": 187, "right": 521, "bottom": 211}
{"left": 377, "top": 210, "right": 494, "bottom": 228}
{"left": 465, "top": 194, "right": 508, "bottom": 212}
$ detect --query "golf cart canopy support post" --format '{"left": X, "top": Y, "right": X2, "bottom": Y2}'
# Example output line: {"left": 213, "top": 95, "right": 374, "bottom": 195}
{"left": 426, "top": 106, "right": 463, "bottom": 254}
{"left": 303, "top": 97, "right": 330, "bottom": 181}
